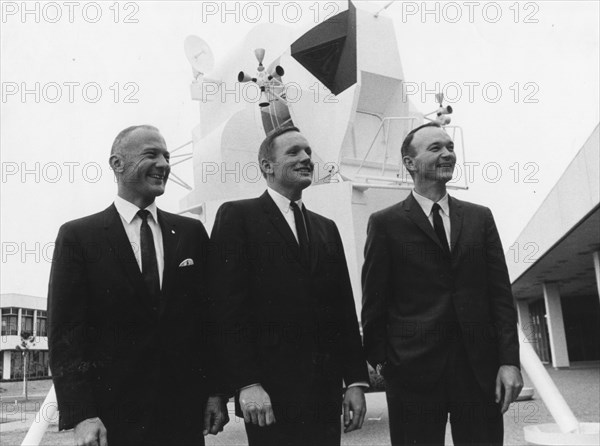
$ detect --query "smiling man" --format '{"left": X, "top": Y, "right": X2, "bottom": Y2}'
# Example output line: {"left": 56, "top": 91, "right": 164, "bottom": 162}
{"left": 361, "top": 122, "right": 523, "bottom": 446}
{"left": 208, "top": 125, "right": 369, "bottom": 446}
{"left": 48, "top": 125, "right": 228, "bottom": 446}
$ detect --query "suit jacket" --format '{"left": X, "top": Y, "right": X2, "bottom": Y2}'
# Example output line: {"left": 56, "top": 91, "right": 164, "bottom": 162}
{"left": 208, "top": 191, "right": 368, "bottom": 417}
{"left": 48, "top": 204, "right": 213, "bottom": 445}
{"left": 361, "top": 194, "right": 519, "bottom": 396}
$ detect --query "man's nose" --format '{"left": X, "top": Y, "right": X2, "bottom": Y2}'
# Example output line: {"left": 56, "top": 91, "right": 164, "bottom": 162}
{"left": 156, "top": 154, "right": 170, "bottom": 168}
{"left": 440, "top": 147, "right": 455, "bottom": 159}
{"left": 299, "top": 150, "right": 311, "bottom": 162}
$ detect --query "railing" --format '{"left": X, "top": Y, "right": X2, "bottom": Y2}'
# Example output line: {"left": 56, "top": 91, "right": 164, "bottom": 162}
{"left": 355, "top": 116, "right": 418, "bottom": 177}
{"left": 351, "top": 117, "right": 468, "bottom": 191}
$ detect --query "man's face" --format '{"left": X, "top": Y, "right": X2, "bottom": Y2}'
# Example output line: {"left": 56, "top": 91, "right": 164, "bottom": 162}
{"left": 403, "top": 127, "right": 456, "bottom": 184}
{"left": 118, "top": 128, "right": 171, "bottom": 201}
{"left": 266, "top": 131, "right": 314, "bottom": 193}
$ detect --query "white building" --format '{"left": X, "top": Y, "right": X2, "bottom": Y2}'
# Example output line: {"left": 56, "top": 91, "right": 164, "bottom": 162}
{"left": 1, "top": 293, "right": 50, "bottom": 380}
{"left": 507, "top": 124, "right": 600, "bottom": 368}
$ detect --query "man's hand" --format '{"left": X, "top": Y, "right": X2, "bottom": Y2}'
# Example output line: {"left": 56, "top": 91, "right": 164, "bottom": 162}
{"left": 74, "top": 417, "right": 107, "bottom": 446}
{"left": 495, "top": 365, "right": 524, "bottom": 413}
{"left": 203, "top": 395, "right": 230, "bottom": 435}
{"left": 239, "top": 384, "right": 276, "bottom": 427}
{"left": 342, "top": 387, "right": 367, "bottom": 433}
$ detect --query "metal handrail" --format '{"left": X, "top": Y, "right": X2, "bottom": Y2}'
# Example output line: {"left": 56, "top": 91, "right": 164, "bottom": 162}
{"left": 352, "top": 118, "right": 468, "bottom": 190}
{"left": 355, "top": 116, "right": 417, "bottom": 176}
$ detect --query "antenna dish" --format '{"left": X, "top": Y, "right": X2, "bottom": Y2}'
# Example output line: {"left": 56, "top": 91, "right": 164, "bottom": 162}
{"left": 184, "top": 36, "right": 215, "bottom": 75}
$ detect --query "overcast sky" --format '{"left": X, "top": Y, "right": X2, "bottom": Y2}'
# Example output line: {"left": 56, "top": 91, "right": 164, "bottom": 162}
{"left": 1, "top": 1, "right": 599, "bottom": 297}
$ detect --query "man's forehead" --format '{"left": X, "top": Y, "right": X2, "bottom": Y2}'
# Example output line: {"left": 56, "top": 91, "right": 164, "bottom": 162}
{"left": 274, "top": 131, "right": 309, "bottom": 149}
{"left": 126, "top": 128, "right": 166, "bottom": 148}
{"left": 412, "top": 127, "right": 452, "bottom": 146}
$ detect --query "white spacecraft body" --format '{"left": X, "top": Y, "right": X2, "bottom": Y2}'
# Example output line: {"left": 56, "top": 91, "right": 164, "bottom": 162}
{"left": 180, "top": 2, "right": 462, "bottom": 311}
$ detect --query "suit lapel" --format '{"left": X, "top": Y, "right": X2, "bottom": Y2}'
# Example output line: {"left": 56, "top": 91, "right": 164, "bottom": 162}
{"left": 449, "top": 196, "right": 463, "bottom": 256}
{"left": 103, "top": 205, "right": 153, "bottom": 310}
{"left": 158, "top": 209, "right": 179, "bottom": 294}
{"left": 260, "top": 191, "right": 303, "bottom": 265}
{"left": 404, "top": 193, "right": 446, "bottom": 253}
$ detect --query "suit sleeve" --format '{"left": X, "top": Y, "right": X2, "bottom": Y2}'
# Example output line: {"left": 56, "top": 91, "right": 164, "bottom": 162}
{"left": 48, "top": 223, "right": 98, "bottom": 430}
{"left": 208, "top": 203, "right": 261, "bottom": 393}
{"left": 193, "top": 220, "right": 224, "bottom": 394}
{"left": 332, "top": 222, "right": 369, "bottom": 386}
{"left": 361, "top": 213, "right": 391, "bottom": 369}
{"left": 484, "top": 208, "right": 520, "bottom": 368}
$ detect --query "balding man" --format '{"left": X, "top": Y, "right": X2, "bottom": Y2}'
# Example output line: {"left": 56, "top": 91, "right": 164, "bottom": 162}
{"left": 362, "top": 122, "right": 523, "bottom": 445}
{"left": 48, "top": 125, "right": 228, "bottom": 446}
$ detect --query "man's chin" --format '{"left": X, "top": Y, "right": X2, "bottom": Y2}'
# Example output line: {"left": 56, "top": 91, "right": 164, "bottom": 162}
{"left": 148, "top": 184, "right": 166, "bottom": 196}
{"left": 436, "top": 169, "right": 455, "bottom": 182}
{"left": 297, "top": 176, "right": 313, "bottom": 189}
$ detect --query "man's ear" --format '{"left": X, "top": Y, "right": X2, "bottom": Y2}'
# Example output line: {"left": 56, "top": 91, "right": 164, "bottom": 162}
{"left": 402, "top": 155, "right": 415, "bottom": 173}
{"left": 260, "top": 157, "right": 273, "bottom": 176}
{"left": 109, "top": 154, "right": 124, "bottom": 173}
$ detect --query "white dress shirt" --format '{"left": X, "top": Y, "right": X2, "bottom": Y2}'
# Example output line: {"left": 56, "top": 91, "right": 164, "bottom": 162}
{"left": 114, "top": 196, "right": 164, "bottom": 288}
{"left": 412, "top": 190, "right": 452, "bottom": 251}
{"left": 267, "top": 187, "right": 304, "bottom": 243}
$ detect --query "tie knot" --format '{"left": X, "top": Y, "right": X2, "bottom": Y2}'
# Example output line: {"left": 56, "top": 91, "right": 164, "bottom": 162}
{"left": 137, "top": 209, "right": 151, "bottom": 222}
{"left": 290, "top": 201, "right": 301, "bottom": 211}
{"left": 432, "top": 203, "right": 442, "bottom": 214}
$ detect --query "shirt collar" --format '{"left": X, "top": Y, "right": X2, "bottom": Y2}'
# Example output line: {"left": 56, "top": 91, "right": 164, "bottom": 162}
{"left": 411, "top": 190, "right": 450, "bottom": 218}
{"left": 267, "top": 187, "right": 303, "bottom": 215}
{"left": 114, "top": 195, "right": 158, "bottom": 224}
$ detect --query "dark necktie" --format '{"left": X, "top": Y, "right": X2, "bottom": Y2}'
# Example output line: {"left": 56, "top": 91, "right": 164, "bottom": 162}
{"left": 290, "top": 201, "right": 310, "bottom": 267}
{"left": 432, "top": 203, "right": 450, "bottom": 255}
{"left": 137, "top": 210, "right": 161, "bottom": 305}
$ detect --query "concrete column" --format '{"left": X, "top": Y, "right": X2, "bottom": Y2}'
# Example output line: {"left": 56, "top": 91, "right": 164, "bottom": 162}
{"left": 2, "top": 351, "right": 11, "bottom": 380}
{"left": 593, "top": 251, "right": 600, "bottom": 304}
{"left": 17, "top": 308, "right": 22, "bottom": 335}
{"left": 543, "top": 282, "right": 570, "bottom": 368}
{"left": 516, "top": 299, "right": 533, "bottom": 342}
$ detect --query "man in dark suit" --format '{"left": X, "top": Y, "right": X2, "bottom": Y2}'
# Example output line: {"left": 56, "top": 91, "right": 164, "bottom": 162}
{"left": 48, "top": 125, "right": 228, "bottom": 446}
{"left": 361, "top": 122, "right": 523, "bottom": 445}
{"left": 208, "top": 125, "right": 369, "bottom": 446}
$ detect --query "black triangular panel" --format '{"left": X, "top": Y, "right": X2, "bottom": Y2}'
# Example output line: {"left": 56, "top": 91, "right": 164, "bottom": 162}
{"left": 292, "top": 37, "right": 346, "bottom": 90}
{"left": 291, "top": 1, "right": 357, "bottom": 95}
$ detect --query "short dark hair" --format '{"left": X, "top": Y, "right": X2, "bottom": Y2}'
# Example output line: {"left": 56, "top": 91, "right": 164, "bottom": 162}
{"left": 257, "top": 125, "right": 301, "bottom": 178}
{"left": 111, "top": 125, "right": 159, "bottom": 155}
{"left": 400, "top": 122, "right": 442, "bottom": 158}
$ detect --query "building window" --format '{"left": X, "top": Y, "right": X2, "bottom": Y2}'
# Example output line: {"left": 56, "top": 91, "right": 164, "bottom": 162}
{"left": 10, "top": 350, "right": 50, "bottom": 379}
{"left": 21, "top": 309, "right": 34, "bottom": 336}
{"left": 31, "top": 351, "right": 50, "bottom": 377}
{"left": 36, "top": 310, "right": 47, "bottom": 337}
{"left": 1, "top": 307, "right": 18, "bottom": 335}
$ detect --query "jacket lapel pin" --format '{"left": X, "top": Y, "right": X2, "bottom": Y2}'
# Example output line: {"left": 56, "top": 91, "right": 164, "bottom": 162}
{"left": 178, "top": 258, "right": 194, "bottom": 267}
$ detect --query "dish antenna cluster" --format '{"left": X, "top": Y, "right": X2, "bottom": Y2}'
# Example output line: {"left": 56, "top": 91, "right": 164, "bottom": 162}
{"left": 238, "top": 48, "right": 285, "bottom": 108}
{"left": 184, "top": 35, "right": 216, "bottom": 82}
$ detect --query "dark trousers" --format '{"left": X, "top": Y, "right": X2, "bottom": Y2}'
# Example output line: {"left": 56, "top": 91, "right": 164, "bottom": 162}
{"left": 384, "top": 343, "right": 503, "bottom": 446}
{"left": 103, "top": 400, "right": 206, "bottom": 446}
{"left": 244, "top": 399, "right": 342, "bottom": 446}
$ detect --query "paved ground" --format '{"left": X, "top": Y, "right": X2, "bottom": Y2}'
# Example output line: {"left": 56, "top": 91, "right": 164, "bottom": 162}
{"left": 1, "top": 364, "right": 598, "bottom": 445}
